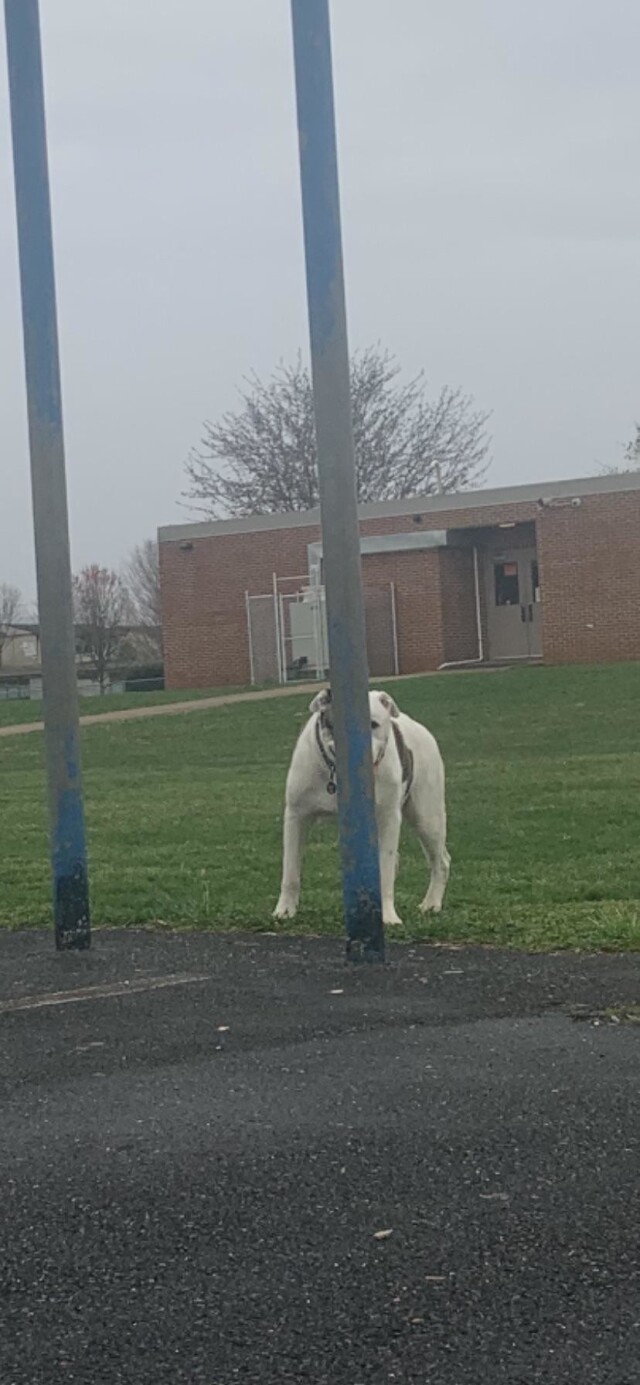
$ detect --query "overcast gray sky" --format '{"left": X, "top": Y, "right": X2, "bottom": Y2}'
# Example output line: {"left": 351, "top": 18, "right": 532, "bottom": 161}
{"left": 1, "top": 0, "right": 639, "bottom": 601}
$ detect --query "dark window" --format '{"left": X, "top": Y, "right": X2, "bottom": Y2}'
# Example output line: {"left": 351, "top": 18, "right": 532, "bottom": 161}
{"left": 494, "top": 561, "right": 519, "bottom": 607}
{"left": 531, "top": 559, "right": 540, "bottom": 603}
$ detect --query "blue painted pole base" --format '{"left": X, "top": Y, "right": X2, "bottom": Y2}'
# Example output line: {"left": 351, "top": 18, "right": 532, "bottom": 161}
{"left": 345, "top": 890, "right": 385, "bottom": 964}
{"left": 54, "top": 865, "right": 91, "bottom": 951}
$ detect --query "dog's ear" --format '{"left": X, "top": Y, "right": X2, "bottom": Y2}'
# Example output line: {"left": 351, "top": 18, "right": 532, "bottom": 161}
{"left": 379, "top": 691, "right": 400, "bottom": 719}
{"left": 309, "top": 687, "right": 331, "bottom": 715}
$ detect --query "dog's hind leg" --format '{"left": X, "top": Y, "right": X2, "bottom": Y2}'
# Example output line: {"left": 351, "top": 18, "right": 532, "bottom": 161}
{"left": 274, "top": 808, "right": 308, "bottom": 919}
{"left": 406, "top": 796, "right": 450, "bottom": 915}
{"left": 377, "top": 806, "right": 403, "bottom": 926}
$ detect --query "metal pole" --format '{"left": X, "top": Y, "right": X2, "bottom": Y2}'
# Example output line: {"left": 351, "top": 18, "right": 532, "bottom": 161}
{"left": 472, "top": 546, "right": 484, "bottom": 662}
{"left": 290, "top": 0, "right": 384, "bottom": 960}
{"left": 278, "top": 592, "right": 288, "bottom": 683}
{"left": 244, "top": 591, "right": 256, "bottom": 685}
{"left": 272, "top": 573, "right": 285, "bottom": 685}
{"left": 4, "top": 0, "right": 90, "bottom": 950}
{"left": 390, "top": 582, "right": 399, "bottom": 676}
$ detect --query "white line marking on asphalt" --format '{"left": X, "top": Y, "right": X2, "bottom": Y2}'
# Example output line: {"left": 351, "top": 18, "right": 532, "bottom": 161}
{"left": 0, "top": 973, "right": 210, "bottom": 1015}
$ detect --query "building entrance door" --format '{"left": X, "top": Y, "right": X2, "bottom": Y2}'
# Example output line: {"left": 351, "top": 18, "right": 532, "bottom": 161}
{"left": 486, "top": 547, "right": 541, "bottom": 660}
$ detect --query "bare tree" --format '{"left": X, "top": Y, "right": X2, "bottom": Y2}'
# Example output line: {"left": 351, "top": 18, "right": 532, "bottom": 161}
{"left": 183, "top": 346, "right": 491, "bottom": 517}
{"left": 627, "top": 426, "right": 640, "bottom": 469}
{"left": 0, "top": 583, "right": 22, "bottom": 668}
{"left": 73, "top": 566, "right": 131, "bottom": 693}
{"left": 125, "top": 539, "right": 162, "bottom": 627}
{"left": 599, "top": 424, "right": 640, "bottom": 476}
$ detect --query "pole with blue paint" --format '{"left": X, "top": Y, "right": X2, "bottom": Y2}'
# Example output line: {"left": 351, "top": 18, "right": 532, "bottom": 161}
{"left": 290, "top": 0, "right": 384, "bottom": 960}
{"left": 4, "top": 0, "right": 90, "bottom": 949}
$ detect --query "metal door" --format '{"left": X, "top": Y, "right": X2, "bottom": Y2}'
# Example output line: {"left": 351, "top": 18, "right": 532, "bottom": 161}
{"left": 486, "top": 547, "right": 540, "bottom": 659}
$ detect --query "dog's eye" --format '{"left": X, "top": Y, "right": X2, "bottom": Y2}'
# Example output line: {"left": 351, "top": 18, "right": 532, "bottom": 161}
{"left": 371, "top": 720, "right": 379, "bottom": 730}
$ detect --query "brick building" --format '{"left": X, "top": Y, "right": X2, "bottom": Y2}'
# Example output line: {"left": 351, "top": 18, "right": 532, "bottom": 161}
{"left": 158, "top": 472, "right": 640, "bottom": 689}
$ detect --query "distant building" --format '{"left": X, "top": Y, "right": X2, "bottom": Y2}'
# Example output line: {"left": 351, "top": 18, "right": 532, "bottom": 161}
{"left": 0, "top": 623, "right": 41, "bottom": 672}
{"left": 0, "top": 622, "right": 162, "bottom": 698}
{"left": 158, "top": 472, "right": 640, "bottom": 689}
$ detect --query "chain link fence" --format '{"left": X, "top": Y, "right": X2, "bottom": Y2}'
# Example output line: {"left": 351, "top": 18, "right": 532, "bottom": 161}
{"left": 246, "top": 580, "right": 398, "bottom": 685}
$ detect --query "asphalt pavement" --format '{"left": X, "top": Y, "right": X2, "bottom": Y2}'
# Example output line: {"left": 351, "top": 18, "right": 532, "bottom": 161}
{"left": 1, "top": 928, "right": 639, "bottom": 1384}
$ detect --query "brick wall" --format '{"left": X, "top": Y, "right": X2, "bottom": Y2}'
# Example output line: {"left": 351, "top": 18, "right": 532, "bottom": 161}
{"left": 159, "top": 525, "right": 315, "bottom": 688}
{"left": 160, "top": 488, "right": 640, "bottom": 687}
{"left": 537, "top": 491, "right": 640, "bottom": 665}
{"left": 360, "top": 549, "right": 445, "bottom": 672}
{"left": 439, "top": 548, "right": 478, "bottom": 664}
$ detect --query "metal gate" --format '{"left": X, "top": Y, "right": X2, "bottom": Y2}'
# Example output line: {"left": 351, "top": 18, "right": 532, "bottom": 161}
{"left": 245, "top": 593, "right": 280, "bottom": 684}
{"left": 246, "top": 578, "right": 398, "bottom": 685}
{"left": 278, "top": 583, "right": 328, "bottom": 682}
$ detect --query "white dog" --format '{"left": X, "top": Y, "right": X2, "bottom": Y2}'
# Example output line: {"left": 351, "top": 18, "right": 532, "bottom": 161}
{"left": 274, "top": 688, "right": 450, "bottom": 926}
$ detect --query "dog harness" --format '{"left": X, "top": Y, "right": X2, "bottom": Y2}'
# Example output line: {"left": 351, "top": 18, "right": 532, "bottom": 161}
{"left": 315, "top": 714, "right": 337, "bottom": 794}
{"left": 315, "top": 714, "right": 414, "bottom": 802}
{"left": 392, "top": 722, "right": 414, "bottom": 804}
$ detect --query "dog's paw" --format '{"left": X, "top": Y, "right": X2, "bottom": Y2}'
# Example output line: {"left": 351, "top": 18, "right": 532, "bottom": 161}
{"left": 383, "top": 911, "right": 403, "bottom": 927}
{"left": 419, "top": 896, "right": 443, "bottom": 915}
{"left": 273, "top": 900, "right": 298, "bottom": 920}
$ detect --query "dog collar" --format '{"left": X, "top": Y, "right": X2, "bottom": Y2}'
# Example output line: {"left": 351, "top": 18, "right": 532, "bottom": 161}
{"left": 315, "top": 715, "right": 389, "bottom": 795}
{"left": 392, "top": 722, "right": 414, "bottom": 803}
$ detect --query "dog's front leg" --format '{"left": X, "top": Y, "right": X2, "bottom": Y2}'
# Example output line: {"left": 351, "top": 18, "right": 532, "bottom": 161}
{"left": 274, "top": 807, "right": 308, "bottom": 919}
{"left": 377, "top": 806, "right": 403, "bottom": 926}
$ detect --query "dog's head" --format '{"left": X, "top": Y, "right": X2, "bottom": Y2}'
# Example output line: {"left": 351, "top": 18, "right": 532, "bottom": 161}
{"left": 310, "top": 688, "right": 399, "bottom": 765}
{"left": 310, "top": 688, "right": 335, "bottom": 759}
{"left": 369, "top": 690, "right": 400, "bottom": 764}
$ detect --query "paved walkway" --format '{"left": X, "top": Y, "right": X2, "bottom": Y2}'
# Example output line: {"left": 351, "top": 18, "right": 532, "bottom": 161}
{"left": 0, "top": 681, "right": 322, "bottom": 739}
{"left": 0, "top": 666, "right": 506, "bottom": 740}
{"left": 1, "top": 929, "right": 638, "bottom": 1384}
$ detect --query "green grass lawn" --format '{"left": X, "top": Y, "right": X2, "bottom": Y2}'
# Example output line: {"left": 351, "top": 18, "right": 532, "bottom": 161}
{"left": 1, "top": 663, "right": 640, "bottom": 950}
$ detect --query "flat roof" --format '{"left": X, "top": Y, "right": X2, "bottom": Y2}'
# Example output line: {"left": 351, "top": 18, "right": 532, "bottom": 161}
{"left": 158, "top": 471, "right": 640, "bottom": 544}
